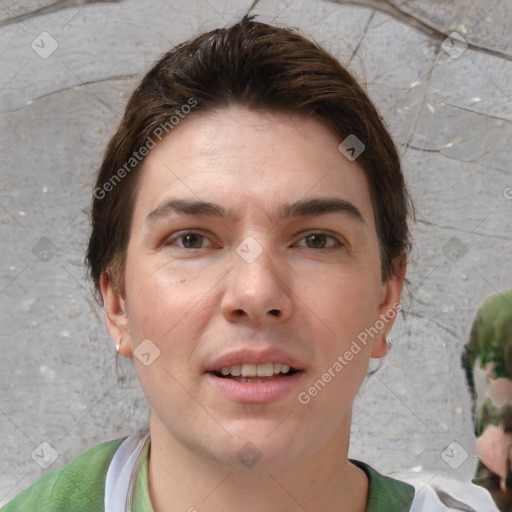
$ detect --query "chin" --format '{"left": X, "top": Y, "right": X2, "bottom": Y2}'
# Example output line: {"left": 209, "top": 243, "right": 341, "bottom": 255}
{"left": 219, "top": 418, "right": 311, "bottom": 467}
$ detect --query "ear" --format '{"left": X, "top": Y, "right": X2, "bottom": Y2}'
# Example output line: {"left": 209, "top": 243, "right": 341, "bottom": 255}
{"left": 100, "top": 271, "right": 133, "bottom": 357}
{"left": 370, "top": 257, "right": 407, "bottom": 358}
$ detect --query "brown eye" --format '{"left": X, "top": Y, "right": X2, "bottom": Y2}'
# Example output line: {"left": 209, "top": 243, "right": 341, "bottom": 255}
{"left": 181, "top": 233, "right": 205, "bottom": 248}
{"left": 298, "top": 232, "right": 341, "bottom": 249}
{"left": 306, "top": 234, "right": 327, "bottom": 248}
{"left": 164, "top": 232, "right": 213, "bottom": 249}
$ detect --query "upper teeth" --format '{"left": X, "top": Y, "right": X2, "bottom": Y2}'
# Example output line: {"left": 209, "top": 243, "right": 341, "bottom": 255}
{"left": 220, "top": 363, "right": 291, "bottom": 377}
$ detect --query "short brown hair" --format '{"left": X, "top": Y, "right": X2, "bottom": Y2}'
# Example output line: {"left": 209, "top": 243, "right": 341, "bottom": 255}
{"left": 86, "top": 15, "right": 413, "bottom": 300}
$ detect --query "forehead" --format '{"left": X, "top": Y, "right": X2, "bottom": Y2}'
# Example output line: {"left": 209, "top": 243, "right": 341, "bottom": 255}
{"left": 132, "top": 107, "right": 375, "bottom": 228}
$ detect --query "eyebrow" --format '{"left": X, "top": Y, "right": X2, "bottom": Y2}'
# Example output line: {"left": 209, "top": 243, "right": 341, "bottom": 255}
{"left": 147, "top": 197, "right": 365, "bottom": 225}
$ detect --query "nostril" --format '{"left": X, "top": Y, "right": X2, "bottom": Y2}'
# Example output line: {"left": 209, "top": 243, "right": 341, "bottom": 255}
{"left": 269, "top": 309, "right": 280, "bottom": 316}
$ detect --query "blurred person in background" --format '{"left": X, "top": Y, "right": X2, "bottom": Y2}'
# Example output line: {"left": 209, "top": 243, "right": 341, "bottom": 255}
{"left": 463, "top": 289, "right": 512, "bottom": 511}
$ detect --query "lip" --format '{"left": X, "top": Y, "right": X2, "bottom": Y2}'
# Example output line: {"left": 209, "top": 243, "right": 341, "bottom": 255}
{"left": 204, "top": 347, "right": 306, "bottom": 373}
{"left": 205, "top": 370, "right": 305, "bottom": 404}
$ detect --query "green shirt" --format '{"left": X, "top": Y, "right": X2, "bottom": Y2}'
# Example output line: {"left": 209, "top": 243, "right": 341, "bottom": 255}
{"left": 1, "top": 437, "right": 414, "bottom": 512}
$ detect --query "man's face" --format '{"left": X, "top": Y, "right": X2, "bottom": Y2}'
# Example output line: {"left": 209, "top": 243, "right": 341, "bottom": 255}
{"left": 103, "top": 106, "right": 403, "bottom": 469}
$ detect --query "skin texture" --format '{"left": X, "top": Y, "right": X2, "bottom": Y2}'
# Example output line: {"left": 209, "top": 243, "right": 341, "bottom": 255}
{"left": 101, "top": 107, "right": 405, "bottom": 512}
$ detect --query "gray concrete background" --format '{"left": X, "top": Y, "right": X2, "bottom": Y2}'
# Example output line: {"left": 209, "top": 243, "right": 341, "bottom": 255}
{"left": 1, "top": 0, "right": 511, "bottom": 505}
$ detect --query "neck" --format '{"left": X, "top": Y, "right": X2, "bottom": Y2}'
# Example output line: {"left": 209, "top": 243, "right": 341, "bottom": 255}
{"left": 147, "top": 411, "right": 369, "bottom": 512}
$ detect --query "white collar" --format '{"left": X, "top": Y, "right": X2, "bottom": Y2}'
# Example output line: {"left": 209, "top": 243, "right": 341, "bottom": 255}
{"left": 104, "top": 433, "right": 150, "bottom": 512}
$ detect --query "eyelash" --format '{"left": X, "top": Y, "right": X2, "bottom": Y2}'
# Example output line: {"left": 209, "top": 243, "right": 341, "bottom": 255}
{"left": 163, "top": 231, "right": 344, "bottom": 250}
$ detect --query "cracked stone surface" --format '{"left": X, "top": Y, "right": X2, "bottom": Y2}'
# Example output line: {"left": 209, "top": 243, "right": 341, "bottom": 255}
{"left": 1, "top": 0, "right": 511, "bottom": 505}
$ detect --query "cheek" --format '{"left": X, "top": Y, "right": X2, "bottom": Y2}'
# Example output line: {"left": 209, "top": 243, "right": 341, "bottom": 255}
{"left": 124, "top": 257, "right": 185, "bottom": 339}
{"left": 124, "top": 257, "right": 220, "bottom": 351}
{"left": 296, "top": 342, "right": 370, "bottom": 442}
{"left": 297, "top": 270, "right": 381, "bottom": 390}
{"left": 297, "top": 267, "right": 382, "bottom": 332}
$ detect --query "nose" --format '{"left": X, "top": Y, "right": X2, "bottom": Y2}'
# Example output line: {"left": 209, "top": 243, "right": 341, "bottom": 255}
{"left": 220, "top": 238, "right": 293, "bottom": 325}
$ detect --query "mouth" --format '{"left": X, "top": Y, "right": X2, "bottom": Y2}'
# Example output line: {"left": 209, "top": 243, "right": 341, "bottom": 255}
{"left": 204, "top": 348, "right": 307, "bottom": 403}
{"left": 209, "top": 362, "right": 302, "bottom": 383}
{"left": 205, "top": 362, "right": 305, "bottom": 403}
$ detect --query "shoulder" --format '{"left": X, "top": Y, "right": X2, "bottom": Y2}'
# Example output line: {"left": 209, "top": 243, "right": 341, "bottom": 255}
{"left": 351, "top": 460, "right": 500, "bottom": 512}
{"left": 389, "top": 469, "right": 500, "bottom": 512}
{"left": 1, "top": 437, "right": 125, "bottom": 512}
{"left": 350, "top": 459, "right": 415, "bottom": 512}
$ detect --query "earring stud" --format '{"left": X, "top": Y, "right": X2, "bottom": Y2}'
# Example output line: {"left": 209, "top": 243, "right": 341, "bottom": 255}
{"left": 386, "top": 336, "right": 393, "bottom": 352}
